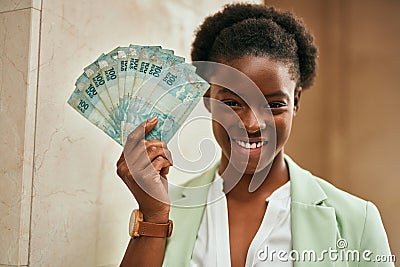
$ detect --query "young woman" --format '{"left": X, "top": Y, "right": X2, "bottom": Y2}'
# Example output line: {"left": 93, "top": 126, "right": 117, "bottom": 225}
{"left": 117, "top": 3, "right": 393, "bottom": 267}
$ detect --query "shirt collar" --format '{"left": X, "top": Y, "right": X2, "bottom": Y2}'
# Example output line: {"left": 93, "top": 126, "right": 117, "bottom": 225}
{"left": 213, "top": 169, "right": 291, "bottom": 203}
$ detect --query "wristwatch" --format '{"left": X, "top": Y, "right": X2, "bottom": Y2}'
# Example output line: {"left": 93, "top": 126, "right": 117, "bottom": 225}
{"left": 129, "top": 209, "right": 173, "bottom": 238}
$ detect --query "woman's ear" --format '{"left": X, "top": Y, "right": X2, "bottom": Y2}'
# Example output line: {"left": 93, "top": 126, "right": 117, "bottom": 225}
{"left": 293, "top": 87, "right": 302, "bottom": 116}
{"left": 203, "top": 89, "right": 211, "bottom": 112}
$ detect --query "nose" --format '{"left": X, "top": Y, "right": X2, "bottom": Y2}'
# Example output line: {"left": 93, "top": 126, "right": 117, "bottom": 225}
{"left": 240, "top": 107, "right": 267, "bottom": 134}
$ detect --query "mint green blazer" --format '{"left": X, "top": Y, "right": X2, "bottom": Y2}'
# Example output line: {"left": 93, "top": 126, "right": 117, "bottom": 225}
{"left": 163, "top": 156, "right": 393, "bottom": 266}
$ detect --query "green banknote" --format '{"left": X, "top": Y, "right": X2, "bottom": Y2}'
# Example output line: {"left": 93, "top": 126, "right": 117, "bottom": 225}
{"left": 67, "top": 44, "right": 210, "bottom": 146}
{"left": 123, "top": 63, "right": 209, "bottom": 144}
{"left": 84, "top": 57, "right": 116, "bottom": 115}
{"left": 74, "top": 73, "right": 119, "bottom": 130}
{"left": 97, "top": 53, "right": 121, "bottom": 121}
{"left": 67, "top": 88, "right": 121, "bottom": 144}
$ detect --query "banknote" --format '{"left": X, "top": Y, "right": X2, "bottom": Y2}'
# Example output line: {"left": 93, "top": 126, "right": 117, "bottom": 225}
{"left": 131, "top": 46, "right": 176, "bottom": 89}
{"left": 67, "top": 88, "right": 121, "bottom": 144}
{"left": 132, "top": 47, "right": 160, "bottom": 91}
{"left": 117, "top": 45, "right": 158, "bottom": 142}
{"left": 105, "top": 47, "right": 124, "bottom": 101}
{"left": 84, "top": 56, "right": 117, "bottom": 118}
{"left": 97, "top": 53, "right": 122, "bottom": 122}
{"left": 74, "top": 73, "right": 119, "bottom": 130}
{"left": 119, "top": 47, "right": 185, "bottom": 142}
{"left": 124, "top": 45, "right": 142, "bottom": 106}
{"left": 129, "top": 63, "right": 197, "bottom": 113}
{"left": 145, "top": 69, "right": 210, "bottom": 142}
{"left": 122, "top": 63, "right": 210, "bottom": 144}
{"left": 122, "top": 63, "right": 189, "bottom": 131}
{"left": 145, "top": 83, "right": 209, "bottom": 143}
{"left": 125, "top": 45, "right": 167, "bottom": 100}
{"left": 68, "top": 45, "right": 210, "bottom": 147}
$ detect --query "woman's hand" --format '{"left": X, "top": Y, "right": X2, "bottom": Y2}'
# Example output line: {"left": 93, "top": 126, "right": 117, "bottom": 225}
{"left": 116, "top": 117, "right": 172, "bottom": 222}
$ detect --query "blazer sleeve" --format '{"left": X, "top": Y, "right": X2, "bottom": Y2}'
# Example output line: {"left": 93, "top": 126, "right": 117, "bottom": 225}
{"left": 358, "top": 201, "right": 395, "bottom": 266}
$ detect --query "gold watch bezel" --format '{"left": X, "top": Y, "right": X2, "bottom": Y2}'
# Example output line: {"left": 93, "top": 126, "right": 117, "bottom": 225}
{"left": 129, "top": 209, "right": 143, "bottom": 238}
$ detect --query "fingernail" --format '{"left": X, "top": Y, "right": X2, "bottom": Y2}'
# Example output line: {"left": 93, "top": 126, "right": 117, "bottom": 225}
{"left": 148, "top": 116, "right": 157, "bottom": 123}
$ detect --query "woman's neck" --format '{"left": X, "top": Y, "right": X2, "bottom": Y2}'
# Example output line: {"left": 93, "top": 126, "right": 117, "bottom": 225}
{"left": 220, "top": 150, "right": 289, "bottom": 202}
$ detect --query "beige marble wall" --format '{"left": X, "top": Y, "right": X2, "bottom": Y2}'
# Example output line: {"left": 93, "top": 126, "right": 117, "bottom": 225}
{"left": 0, "top": 0, "right": 41, "bottom": 265}
{"left": 0, "top": 0, "right": 41, "bottom": 13}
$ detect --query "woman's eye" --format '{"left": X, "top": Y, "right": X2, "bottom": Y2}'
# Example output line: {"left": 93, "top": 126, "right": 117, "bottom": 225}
{"left": 223, "top": 100, "right": 240, "bottom": 107}
{"left": 267, "top": 102, "right": 286, "bottom": 108}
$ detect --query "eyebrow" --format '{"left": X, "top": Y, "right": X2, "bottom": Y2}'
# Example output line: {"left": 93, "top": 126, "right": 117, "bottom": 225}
{"left": 265, "top": 91, "right": 290, "bottom": 98}
{"left": 217, "top": 87, "right": 289, "bottom": 99}
{"left": 218, "top": 88, "right": 242, "bottom": 98}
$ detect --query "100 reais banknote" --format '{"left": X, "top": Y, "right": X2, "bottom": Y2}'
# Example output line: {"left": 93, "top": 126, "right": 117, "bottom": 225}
{"left": 67, "top": 45, "right": 210, "bottom": 145}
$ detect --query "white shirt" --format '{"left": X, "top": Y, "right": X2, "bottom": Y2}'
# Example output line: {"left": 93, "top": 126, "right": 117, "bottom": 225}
{"left": 190, "top": 171, "right": 292, "bottom": 267}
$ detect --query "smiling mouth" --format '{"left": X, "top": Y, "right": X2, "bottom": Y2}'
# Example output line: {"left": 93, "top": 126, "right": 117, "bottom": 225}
{"left": 233, "top": 139, "right": 268, "bottom": 149}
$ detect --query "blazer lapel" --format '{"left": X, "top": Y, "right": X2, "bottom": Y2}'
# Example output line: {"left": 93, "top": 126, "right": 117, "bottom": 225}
{"left": 163, "top": 164, "right": 218, "bottom": 267}
{"left": 286, "top": 155, "right": 348, "bottom": 267}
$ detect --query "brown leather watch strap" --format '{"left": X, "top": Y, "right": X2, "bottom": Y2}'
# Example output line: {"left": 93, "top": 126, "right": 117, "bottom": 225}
{"left": 129, "top": 209, "right": 173, "bottom": 238}
{"left": 138, "top": 220, "right": 173, "bottom": 238}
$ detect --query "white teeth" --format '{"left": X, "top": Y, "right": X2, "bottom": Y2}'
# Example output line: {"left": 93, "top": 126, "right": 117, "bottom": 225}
{"left": 235, "top": 140, "right": 266, "bottom": 149}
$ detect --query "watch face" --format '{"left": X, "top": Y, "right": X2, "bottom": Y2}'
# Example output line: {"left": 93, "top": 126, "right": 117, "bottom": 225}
{"left": 129, "top": 210, "right": 136, "bottom": 237}
{"left": 129, "top": 209, "right": 141, "bottom": 237}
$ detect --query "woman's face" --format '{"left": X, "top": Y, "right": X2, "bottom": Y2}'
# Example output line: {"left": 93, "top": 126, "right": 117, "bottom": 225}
{"left": 207, "top": 56, "right": 300, "bottom": 175}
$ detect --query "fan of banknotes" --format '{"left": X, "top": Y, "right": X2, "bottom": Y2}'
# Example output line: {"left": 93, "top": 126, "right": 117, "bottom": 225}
{"left": 67, "top": 45, "right": 210, "bottom": 146}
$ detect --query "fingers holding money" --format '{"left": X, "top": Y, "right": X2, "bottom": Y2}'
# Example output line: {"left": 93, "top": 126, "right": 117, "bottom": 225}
{"left": 122, "top": 116, "right": 158, "bottom": 153}
{"left": 116, "top": 151, "right": 171, "bottom": 216}
{"left": 124, "top": 140, "right": 171, "bottom": 166}
{"left": 117, "top": 116, "right": 173, "bottom": 207}
{"left": 142, "top": 155, "right": 172, "bottom": 182}
{"left": 123, "top": 117, "right": 173, "bottom": 170}
{"left": 145, "top": 144, "right": 172, "bottom": 166}
{"left": 125, "top": 144, "right": 172, "bottom": 178}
